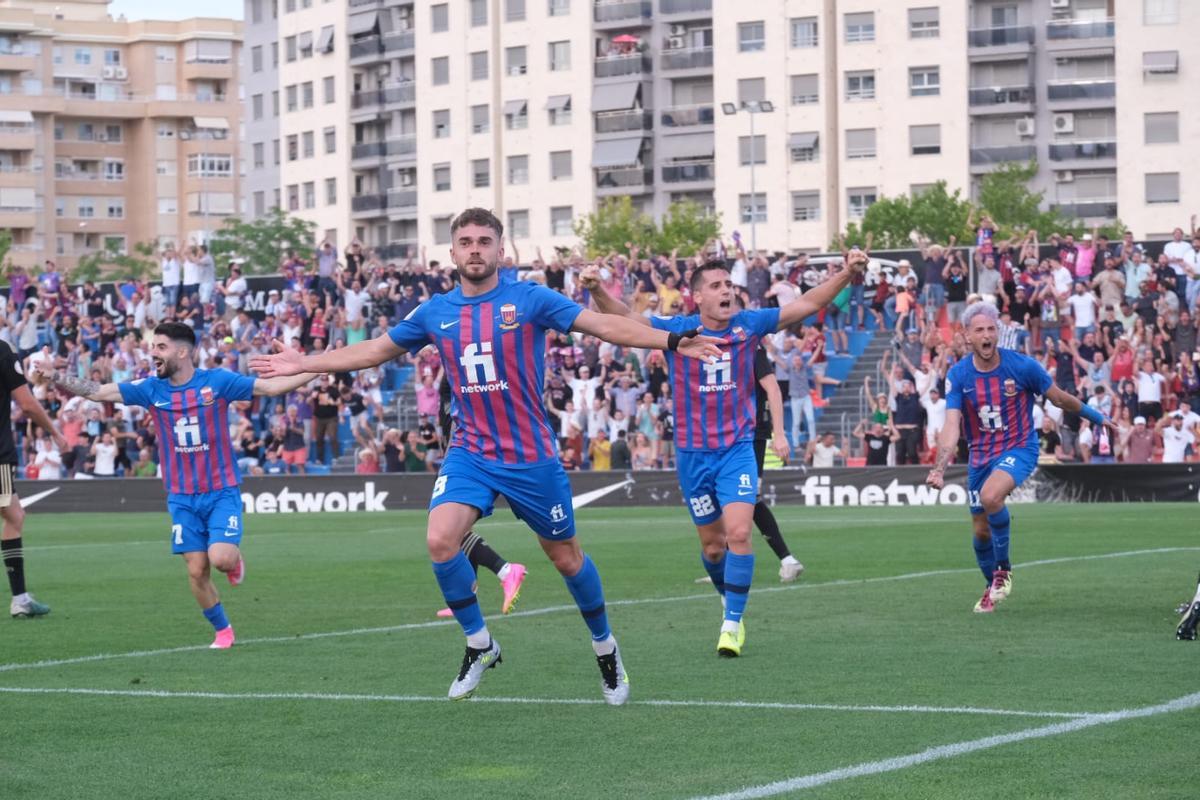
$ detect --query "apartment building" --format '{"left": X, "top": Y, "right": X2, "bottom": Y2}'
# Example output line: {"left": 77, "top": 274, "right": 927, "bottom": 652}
{"left": 0, "top": 0, "right": 241, "bottom": 270}
{"left": 243, "top": 0, "right": 280, "bottom": 222}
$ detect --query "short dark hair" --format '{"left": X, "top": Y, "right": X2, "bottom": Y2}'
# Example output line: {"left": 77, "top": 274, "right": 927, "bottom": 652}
{"left": 690, "top": 260, "right": 730, "bottom": 292}
{"left": 153, "top": 322, "right": 196, "bottom": 349}
{"left": 450, "top": 207, "right": 503, "bottom": 239}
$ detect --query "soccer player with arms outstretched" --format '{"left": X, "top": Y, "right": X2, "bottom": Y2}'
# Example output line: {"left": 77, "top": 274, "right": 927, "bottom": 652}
{"left": 251, "top": 208, "right": 722, "bottom": 704}
{"left": 37, "top": 323, "right": 318, "bottom": 647}
{"left": 583, "top": 251, "right": 867, "bottom": 656}
{"left": 926, "top": 302, "right": 1114, "bottom": 613}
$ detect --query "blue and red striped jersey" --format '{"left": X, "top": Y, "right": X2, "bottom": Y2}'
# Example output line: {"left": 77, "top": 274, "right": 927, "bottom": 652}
{"left": 945, "top": 349, "right": 1052, "bottom": 467}
{"left": 388, "top": 280, "right": 582, "bottom": 466}
{"left": 651, "top": 308, "right": 780, "bottom": 452}
{"left": 119, "top": 368, "right": 256, "bottom": 495}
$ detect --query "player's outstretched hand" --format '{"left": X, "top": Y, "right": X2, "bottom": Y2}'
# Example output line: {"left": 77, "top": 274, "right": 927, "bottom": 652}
{"left": 249, "top": 339, "right": 303, "bottom": 378}
{"left": 578, "top": 266, "right": 601, "bottom": 291}
{"left": 51, "top": 429, "right": 69, "bottom": 452}
{"left": 926, "top": 468, "right": 945, "bottom": 490}
{"left": 771, "top": 435, "right": 791, "bottom": 464}
{"left": 845, "top": 250, "right": 869, "bottom": 275}
{"left": 676, "top": 334, "right": 725, "bottom": 362}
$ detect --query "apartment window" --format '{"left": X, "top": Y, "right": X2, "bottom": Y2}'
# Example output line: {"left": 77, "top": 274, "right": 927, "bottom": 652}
{"left": 54, "top": 123, "right": 64, "bottom": 141}
{"left": 251, "top": 94, "right": 264, "bottom": 120}
{"left": 789, "top": 132, "right": 819, "bottom": 162}
{"left": 550, "top": 206, "right": 573, "bottom": 236}
{"left": 910, "top": 124, "right": 941, "bottom": 155}
{"left": 911, "top": 183, "right": 935, "bottom": 196}
{"left": 76, "top": 123, "right": 94, "bottom": 141}
{"left": 846, "top": 128, "right": 876, "bottom": 159}
{"left": 909, "top": 67, "right": 940, "bottom": 97}
{"left": 187, "top": 154, "right": 234, "bottom": 177}
{"left": 739, "top": 21, "right": 765, "bottom": 52}
{"left": 549, "top": 0, "right": 570, "bottom": 15}
{"left": 790, "top": 17, "right": 818, "bottom": 48}
{"left": 434, "top": 216, "right": 453, "bottom": 245}
{"left": 472, "top": 158, "right": 491, "bottom": 188}
{"left": 286, "top": 84, "right": 298, "bottom": 111}
{"left": 285, "top": 35, "right": 297, "bottom": 62}
{"left": 847, "top": 188, "right": 877, "bottom": 219}
{"left": 301, "top": 81, "right": 314, "bottom": 108}
{"left": 102, "top": 48, "right": 120, "bottom": 66}
{"left": 272, "top": 139, "right": 280, "bottom": 165}
{"left": 253, "top": 191, "right": 265, "bottom": 216}
{"left": 325, "top": 178, "right": 336, "bottom": 205}
{"left": 251, "top": 0, "right": 262, "bottom": 24}
{"left": 550, "top": 150, "right": 572, "bottom": 180}
{"left": 470, "top": 51, "right": 489, "bottom": 81}
{"left": 286, "top": 134, "right": 299, "bottom": 162}
{"left": 1144, "top": 112, "right": 1179, "bottom": 144}
{"left": 106, "top": 198, "right": 124, "bottom": 219}
{"left": 908, "top": 7, "right": 939, "bottom": 38}
{"left": 506, "top": 0, "right": 526, "bottom": 22}
{"left": 508, "top": 155, "right": 529, "bottom": 185}
{"left": 54, "top": 198, "right": 64, "bottom": 217}
{"left": 102, "top": 236, "right": 127, "bottom": 255}
{"left": 791, "top": 191, "right": 820, "bottom": 222}
{"left": 739, "top": 193, "right": 766, "bottom": 223}
{"left": 471, "top": 104, "right": 490, "bottom": 134}
{"left": 470, "top": 0, "right": 488, "bottom": 26}
{"left": 285, "top": 0, "right": 296, "bottom": 10}
{"left": 158, "top": 197, "right": 178, "bottom": 214}
{"left": 845, "top": 71, "right": 875, "bottom": 101}
{"left": 318, "top": 26, "right": 334, "bottom": 54}
{"left": 78, "top": 199, "right": 95, "bottom": 218}
{"left": 155, "top": 83, "right": 177, "bottom": 101}
{"left": 432, "top": 56, "right": 449, "bottom": 85}
{"left": 845, "top": 12, "right": 875, "bottom": 43}
{"left": 738, "top": 135, "right": 766, "bottom": 165}
{"left": 506, "top": 46, "right": 527, "bottom": 76}
{"left": 104, "top": 161, "right": 124, "bottom": 181}
{"left": 324, "top": 126, "right": 336, "bottom": 153}
{"left": 156, "top": 159, "right": 176, "bottom": 175}
{"left": 271, "top": 42, "right": 278, "bottom": 67}
{"left": 156, "top": 45, "right": 174, "bottom": 62}
{"left": 323, "top": 76, "right": 335, "bottom": 104}
{"left": 508, "top": 210, "right": 529, "bottom": 239}
{"left": 506, "top": 100, "right": 529, "bottom": 129}
{"left": 1143, "top": 0, "right": 1178, "bottom": 24}
{"left": 433, "top": 109, "right": 450, "bottom": 138}
{"left": 157, "top": 124, "right": 175, "bottom": 139}
{"left": 432, "top": 4, "right": 449, "bottom": 32}
{"left": 1146, "top": 172, "right": 1179, "bottom": 203}
{"left": 251, "top": 46, "right": 263, "bottom": 72}
{"left": 1143, "top": 50, "right": 1179, "bottom": 77}
{"left": 433, "top": 164, "right": 451, "bottom": 192}
{"left": 737, "top": 77, "right": 765, "bottom": 107}
{"left": 302, "top": 182, "right": 315, "bottom": 210}
{"left": 252, "top": 142, "right": 265, "bottom": 168}
{"left": 548, "top": 41, "right": 570, "bottom": 71}
{"left": 298, "top": 31, "right": 313, "bottom": 59}
{"left": 287, "top": 185, "right": 299, "bottom": 211}
{"left": 74, "top": 47, "right": 91, "bottom": 65}
{"left": 272, "top": 90, "right": 280, "bottom": 116}
{"left": 302, "top": 131, "right": 314, "bottom": 158}
{"left": 102, "top": 124, "right": 121, "bottom": 142}
{"left": 548, "top": 96, "right": 572, "bottom": 125}
{"left": 274, "top": 189, "right": 281, "bottom": 209}
{"left": 791, "top": 74, "right": 818, "bottom": 105}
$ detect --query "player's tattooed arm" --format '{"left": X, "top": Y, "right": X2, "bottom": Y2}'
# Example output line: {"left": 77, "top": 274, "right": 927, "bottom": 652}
{"left": 44, "top": 371, "right": 123, "bottom": 402}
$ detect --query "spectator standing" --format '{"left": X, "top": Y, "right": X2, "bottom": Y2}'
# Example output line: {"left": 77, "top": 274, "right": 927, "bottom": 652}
{"left": 610, "top": 429, "right": 632, "bottom": 470}
{"left": 160, "top": 245, "right": 182, "bottom": 310}
{"left": 1120, "top": 415, "right": 1155, "bottom": 463}
{"left": 1136, "top": 358, "right": 1166, "bottom": 421}
{"left": 281, "top": 405, "right": 308, "bottom": 473}
{"left": 805, "top": 432, "right": 844, "bottom": 467}
{"left": 853, "top": 420, "right": 897, "bottom": 466}
{"left": 1158, "top": 412, "right": 1195, "bottom": 464}
{"left": 891, "top": 379, "right": 922, "bottom": 464}
{"left": 588, "top": 429, "right": 611, "bottom": 470}
{"left": 1067, "top": 281, "right": 1098, "bottom": 340}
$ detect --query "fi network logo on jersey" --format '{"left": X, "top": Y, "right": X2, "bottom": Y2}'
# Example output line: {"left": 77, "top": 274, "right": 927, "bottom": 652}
{"left": 173, "top": 415, "right": 210, "bottom": 454}
{"left": 699, "top": 352, "right": 736, "bottom": 393}
{"left": 459, "top": 341, "right": 509, "bottom": 394}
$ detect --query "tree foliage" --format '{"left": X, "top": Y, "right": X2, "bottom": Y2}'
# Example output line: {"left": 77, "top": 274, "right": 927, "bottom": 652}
{"left": 209, "top": 207, "right": 317, "bottom": 276}
{"left": 574, "top": 197, "right": 721, "bottom": 258}
{"left": 0, "top": 229, "right": 12, "bottom": 274}
{"left": 73, "top": 240, "right": 158, "bottom": 283}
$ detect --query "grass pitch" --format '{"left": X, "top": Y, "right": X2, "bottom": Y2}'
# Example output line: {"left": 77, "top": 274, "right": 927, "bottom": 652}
{"left": 1, "top": 502, "right": 1197, "bottom": 800}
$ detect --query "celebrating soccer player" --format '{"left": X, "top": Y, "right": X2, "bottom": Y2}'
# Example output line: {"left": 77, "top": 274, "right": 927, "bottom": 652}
{"left": 582, "top": 250, "right": 868, "bottom": 657}
{"left": 926, "top": 302, "right": 1114, "bottom": 613}
{"left": 251, "top": 208, "right": 722, "bottom": 704}
{"left": 38, "top": 323, "right": 319, "bottom": 648}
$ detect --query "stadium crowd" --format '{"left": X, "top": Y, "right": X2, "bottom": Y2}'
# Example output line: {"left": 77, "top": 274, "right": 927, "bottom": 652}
{"left": 2, "top": 214, "right": 1198, "bottom": 477}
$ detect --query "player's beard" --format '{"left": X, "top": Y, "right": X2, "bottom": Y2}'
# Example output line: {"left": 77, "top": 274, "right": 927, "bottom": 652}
{"left": 457, "top": 257, "right": 498, "bottom": 285}
{"left": 155, "top": 358, "right": 177, "bottom": 379}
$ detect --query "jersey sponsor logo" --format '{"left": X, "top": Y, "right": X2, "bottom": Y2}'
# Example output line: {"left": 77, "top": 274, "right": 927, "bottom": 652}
{"left": 200, "top": 386, "right": 215, "bottom": 406}
{"left": 499, "top": 303, "right": 520, "bottom": 330}
{"left": 172, "top": 415, "right": 209, "bottom": 453}
{"left": 700, "top": 352, "right": 736, "bottom": 393}
{"left": 459, "top": 341, "right": 509, "bottom": 393}
{"left": 1003, "top": 378, "right": 1017, "bottom": 397}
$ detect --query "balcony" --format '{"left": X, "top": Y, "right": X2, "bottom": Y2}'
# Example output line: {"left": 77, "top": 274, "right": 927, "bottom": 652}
{"left": 660, "top": 0, "right": 712, "bottom": 14}
{"left": 375, "top": 241, "right": 417, "bottom": 261}
{"left": 593, "top": 0, "right": 652, "bottom": 26}
{"left": 661, "top": 104, "right": 714, "bottom": 128}
{"left": 1046, "top": 79, "right": 1115, "bottom": 103}
{"left": 595, "top": 165, "right": 653, "bottom": 194}
{"left": 594, "top": 53, "right": 651, "bottom": 78}
{"left": 1047, "top": 19, "right": 1114, "bottom": 40}
{"left": 350, "top": 83, "right": 416, "bottom": 111}
{"left": 661, "top": 46, "right": 713, "bottom": 72}
{"left": 182, "top": 60, "right": 235, "bottom": 82}
{"left": 594, "top": 109, "right": 653, "bottom": 134}
{"left": 0, "top": 209, "right": 36, "bottom": 229}
{"left": 967, "top": 25, "right": 1034, "bottom": 47}
{"left": 969, "top": 144, "right": 1036, "bottom": 166}
{"left": 351, "top": 193, "right": 388, "bottom": 214}
{"left": 0, "top": 124, "right": 36, "bottom": 150}
{"left": 1051, "top": 200, "right": 1118, "bottom": 219}
{"left": 968, "top": 85, "right": 1034, "bottom": 107}
{"left": 387, "top": 188, "right": 417, "bottom": 211}
{"left": 662, "top": 160, "right": 714, "bottom": 184}
{"left": 1048, "top": 141, "right": 1117, "bottom": 161}
{"left": 349, "top": 31, "right": 415, "bottom": 61}
{"left": 351, "top": 135, "right": 416, "bottom": 163}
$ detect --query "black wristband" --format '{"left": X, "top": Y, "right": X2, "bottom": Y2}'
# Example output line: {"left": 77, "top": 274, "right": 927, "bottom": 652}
{"left": 667, "top": 328, "right": 700, "bottom": 351}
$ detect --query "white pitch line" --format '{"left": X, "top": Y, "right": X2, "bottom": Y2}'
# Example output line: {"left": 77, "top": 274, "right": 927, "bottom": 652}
{"left": 0, "top": 546, "right": 1195, "bottom": 675}
{"left": 687, "top": 690, "right": 1200, "bottom": 800}
{"left": 0, "top": 686, "right": 1090, "bottom": 719}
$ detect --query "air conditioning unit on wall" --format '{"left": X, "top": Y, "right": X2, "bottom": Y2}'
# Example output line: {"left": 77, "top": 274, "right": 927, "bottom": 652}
{"left": 669, "top": 24, "right": 687, "bottom": 36}
{"left": 1015, "top": 117, "right": 1036, "bottom": 137}
{"left": 1053, "top": 112, "right": 1075, "bottom": 134}
{"left": 1056, "top": 170, "right": 1075, "bottom": 182}
{"left": 1050, "top": 0, "right": 1071, "bottom": 9}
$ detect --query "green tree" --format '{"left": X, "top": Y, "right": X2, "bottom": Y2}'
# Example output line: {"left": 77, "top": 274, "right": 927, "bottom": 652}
{"left": 572, "top": 196, "right": 657, "bottom": 257}
{"left": 653, "top": 199, "right": 722, "bottom": 256}
{"left": 209, "top": 207, "right": 317, "bottom": 275}
{"left": 975, "top": 160, "right": 1082, "bottom": 238}
{"left": 73, "top": 240, "right": 157, "bottom": 283}
{"left": 834, "top": 182, "right": 973, "bottom": 250}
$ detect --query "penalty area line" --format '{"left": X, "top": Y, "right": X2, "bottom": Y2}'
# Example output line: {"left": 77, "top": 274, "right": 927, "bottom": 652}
{"left": 0, "top": 686, "right": 1091, "bottom": 719}
{"left": 686, "top": 690, "right": 1200, "bottom": 800}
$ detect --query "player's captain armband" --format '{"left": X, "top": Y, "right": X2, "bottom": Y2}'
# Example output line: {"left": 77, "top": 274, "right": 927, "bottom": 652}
{"left": 668, "top": 329, "right": 700, "bottom": 352}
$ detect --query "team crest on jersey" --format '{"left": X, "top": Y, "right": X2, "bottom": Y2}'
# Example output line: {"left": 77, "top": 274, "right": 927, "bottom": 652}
{"left": 200, "top": 386, "right": 215, "bottom": 406}
{"left": 730, "top": 326, "right": 747, "bottom": 343}
{"left": 1002, "top": 378, "right": 1017, "bottom": 397}
{"left": 499, "top": 303, "right": 520, "bottom": 330}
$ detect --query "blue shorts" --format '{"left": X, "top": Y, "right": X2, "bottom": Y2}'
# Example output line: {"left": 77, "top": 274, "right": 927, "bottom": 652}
{"left": 676, "top": 441, "right": 759, "bottom": 525}
{"left": 167, "top": 487, "right": 244, "bottom": 554}
{"left": 431, "top": 447, "right": 575, "bottom": 540}
{"left": 967, "top": 448, "right": 1038, "bottom": 515}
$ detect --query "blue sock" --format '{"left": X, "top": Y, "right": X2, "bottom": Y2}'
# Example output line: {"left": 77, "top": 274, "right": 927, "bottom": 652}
{"left": 201, "top": 602, "right": 229, "bottom": 632}
{"left": 973, "top": 535, "right": 995, "bottom": 584}
{"left": 723, "top": 552, "right": 755, "bottom": 623}
{"left": 701, "top": 551, "right": 727, "bottom": 596}
{"left": 562, "top": 555, "right": 610, "bottom": 641}
{"left": 987, "top": 507, "right": 1011, "bottom": 570}
{"left": 432, "top": 552, "right": 485, "bottom": 636}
